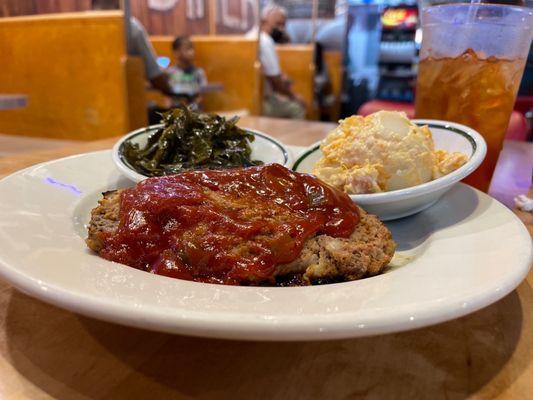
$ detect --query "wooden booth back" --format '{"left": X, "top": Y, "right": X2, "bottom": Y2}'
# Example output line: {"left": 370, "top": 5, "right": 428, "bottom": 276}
{"left": 0, "top": 11, "right": 146, "bottom": 140}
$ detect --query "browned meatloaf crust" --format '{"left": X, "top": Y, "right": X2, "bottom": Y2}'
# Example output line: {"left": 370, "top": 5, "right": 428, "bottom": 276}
{"left": 86, "top": 190, "right": 395, "bottom": 284}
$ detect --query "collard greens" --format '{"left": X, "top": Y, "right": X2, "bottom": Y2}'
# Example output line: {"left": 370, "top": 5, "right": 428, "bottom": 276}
{"left": 123, "top": 107, "right": 262, "bottom": 176}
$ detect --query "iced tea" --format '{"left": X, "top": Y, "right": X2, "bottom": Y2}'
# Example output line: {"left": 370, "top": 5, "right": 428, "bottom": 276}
{"left": 415, "top": 49, "right": 526, "bottom": 191}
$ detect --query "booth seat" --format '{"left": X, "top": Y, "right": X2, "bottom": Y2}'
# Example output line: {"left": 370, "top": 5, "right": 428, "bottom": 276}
{"left": 276, "top": 44, "right": 317, "bottom": 119}
{"left": 0, "top": 11, "right": 146, "bottom": 140}
{"left": 150, "top": 37, "right": 322, "bottom": 120}
{"left": 150, "top": 36, "right": 261, "bottom": 115}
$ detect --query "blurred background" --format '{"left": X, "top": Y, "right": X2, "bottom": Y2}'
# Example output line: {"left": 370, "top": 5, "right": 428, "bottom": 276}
{"left": 0, "top": 0, "right": 531, "bottom": 142}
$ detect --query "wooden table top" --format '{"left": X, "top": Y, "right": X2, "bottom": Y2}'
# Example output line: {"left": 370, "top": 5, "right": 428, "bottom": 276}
{"left": 0, "top": 116, "right": 531, "bottom": 400}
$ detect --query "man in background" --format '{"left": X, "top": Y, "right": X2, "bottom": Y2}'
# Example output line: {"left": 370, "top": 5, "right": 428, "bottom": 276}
{"left": 248, "top": 3, "right": 306, "bottom": 120}
{"left": 91, "top": 0, "right": 172, "bottom": 95}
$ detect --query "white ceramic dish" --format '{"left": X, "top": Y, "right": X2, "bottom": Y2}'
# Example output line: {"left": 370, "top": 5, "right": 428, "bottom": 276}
{"left": 113, "top": 124, "right": 291, "bottom": 182}
{"left": 0, "top": 151, "right": 530, "bottom": 341}
{"left": 293, "top": 120, "right": 487, "bottom": 221}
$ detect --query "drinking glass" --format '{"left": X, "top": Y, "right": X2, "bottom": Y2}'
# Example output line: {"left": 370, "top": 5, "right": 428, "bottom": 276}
{"left": 414, "top": 4, "right": 533, "bottom": 191}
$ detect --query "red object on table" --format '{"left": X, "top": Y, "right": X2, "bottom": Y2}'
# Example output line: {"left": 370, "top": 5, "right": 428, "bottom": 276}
{"left": 357, "top": 100, "right": 528, "bottom": 141}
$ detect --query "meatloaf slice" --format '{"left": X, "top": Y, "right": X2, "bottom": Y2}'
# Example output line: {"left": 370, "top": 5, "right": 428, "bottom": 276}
{"left": 86, "top": 190, "right": 121, "bottom": 253}
{"left": 86, "top": 190, "right": 395, "bottom": 284}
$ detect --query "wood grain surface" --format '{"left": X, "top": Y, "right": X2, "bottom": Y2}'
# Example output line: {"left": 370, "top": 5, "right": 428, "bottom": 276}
{"left": 0, "top": 117, "right": 531, "bottom": 400}
{"left": 0, "top": 0, "right": 212, "bottom": 36}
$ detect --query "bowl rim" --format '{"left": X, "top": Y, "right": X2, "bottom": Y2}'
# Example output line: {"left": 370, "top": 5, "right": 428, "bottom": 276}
{"left": 292, "top": 119, "right": 487, "bottom": 204}
{"left": 112, "top": 124, "right": 291, "bottom": 182}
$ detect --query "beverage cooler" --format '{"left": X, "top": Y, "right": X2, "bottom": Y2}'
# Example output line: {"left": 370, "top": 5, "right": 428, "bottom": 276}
{"left": 376, "top": 2, "right": 418, "bottom": 102}
{"left": 340, "top": 0, "right": 419, "bottom": 117}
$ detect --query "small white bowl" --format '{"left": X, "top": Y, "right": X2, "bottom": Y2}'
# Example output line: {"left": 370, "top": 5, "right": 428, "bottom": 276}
{"left": 113, "top": 124, "right": 292, "bottom": 183}
{"left": 293, "top": 119, "right": 487, "bottom": 221}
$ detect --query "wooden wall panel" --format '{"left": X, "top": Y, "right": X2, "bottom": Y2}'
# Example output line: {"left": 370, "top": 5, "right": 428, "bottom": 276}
{"left": 34, "top": 0, "right": 91, "bottom": 14}
{"left": 0, "top": 0, "right": 256, "bottom": 36}
{"left": 130, "top": 0, "right": 209, "bottom": 36}
{"left": 0, "top": 0, "right": 37, "bottom": 16}
{"left": 0, "top": 12, "right": 130, "bottom": 139}
{"left": 215, "top": 0, "right": 257, "bottom": 35}
{"left": 0, "top": 0, "right": 90, "bottom": 17}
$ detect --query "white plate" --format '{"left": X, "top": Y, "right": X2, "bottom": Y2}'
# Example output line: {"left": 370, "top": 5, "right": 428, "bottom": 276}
{"left": 113, "top": 125, "right": 292, "bottom": 182}
{"left": 0, "top": 151, "right": 530, "bottom": 341}
{"left": 293, "top": 120, "right": 487, "bottom": 221}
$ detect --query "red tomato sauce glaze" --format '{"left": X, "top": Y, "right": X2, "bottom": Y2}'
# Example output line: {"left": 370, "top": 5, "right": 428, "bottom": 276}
{"left": 99, "top": 164, "right": 359, "bottom": 285}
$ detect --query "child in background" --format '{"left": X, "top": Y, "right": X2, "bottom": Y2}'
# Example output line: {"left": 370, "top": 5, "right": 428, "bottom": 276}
{"left": 168, "top": 36, "right": 207, "bottom": 110}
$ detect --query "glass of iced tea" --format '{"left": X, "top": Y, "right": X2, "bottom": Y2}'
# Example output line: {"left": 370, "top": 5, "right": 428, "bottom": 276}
{"left": 415, "top": 4, "right": 533, "bottom": 192}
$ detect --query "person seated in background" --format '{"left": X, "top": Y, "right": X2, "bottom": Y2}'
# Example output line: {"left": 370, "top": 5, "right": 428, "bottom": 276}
{"left": 91, "top": 0, "right": 173, "bottom": 95}
{"left": 167, "top": 36, "right": 207, "bottom": 111}
{"left": 247, "top": 3, "right": 306, "bottom": 120}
